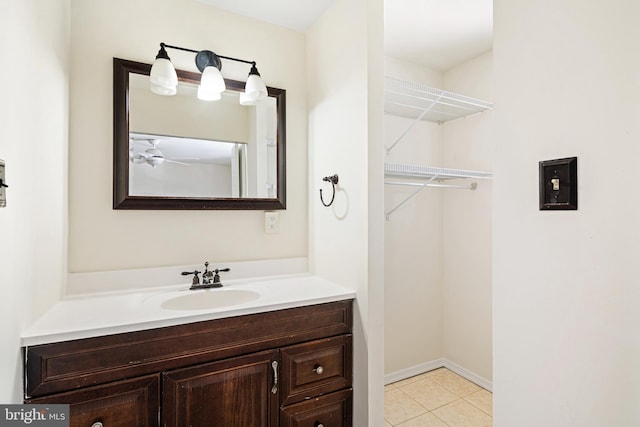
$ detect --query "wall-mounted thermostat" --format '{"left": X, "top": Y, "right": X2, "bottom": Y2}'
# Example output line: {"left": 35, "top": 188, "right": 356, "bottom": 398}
{"left": 0, "top": 159, "right": 7, "bottom": 207}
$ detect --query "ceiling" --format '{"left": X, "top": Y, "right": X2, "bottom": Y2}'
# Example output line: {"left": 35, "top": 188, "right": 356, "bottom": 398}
{"left": 385, "top": 0, "right": 493, "bottom": 71}
{"left": 196, "top": 0, "right": 493, "bottom": 72}
{"left": 195, "top": 0, "right": 337, "bottom": 32}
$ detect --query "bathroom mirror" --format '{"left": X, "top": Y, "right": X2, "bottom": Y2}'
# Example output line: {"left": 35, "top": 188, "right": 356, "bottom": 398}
{"left": 113, "top": 58, "right": 286, "bottom": 209}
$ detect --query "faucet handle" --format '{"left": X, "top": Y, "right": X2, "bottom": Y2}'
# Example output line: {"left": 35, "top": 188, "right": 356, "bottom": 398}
{"left": 212, "top": 268, "right": 230, "bottom": 285}
{"left": 181, "top": 270, "right": 201, "bottom": 285}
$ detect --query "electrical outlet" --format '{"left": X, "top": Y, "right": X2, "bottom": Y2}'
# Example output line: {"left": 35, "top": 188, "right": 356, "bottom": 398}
{"left": 264, "top": 211, "right": 279, "bottom": 234}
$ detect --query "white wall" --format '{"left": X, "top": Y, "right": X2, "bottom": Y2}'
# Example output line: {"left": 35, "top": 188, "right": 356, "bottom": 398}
{"left": 0, "top": 0, "right": 69, "bottom": 402}
{"left": 384, "top": 58, "right": 445, "bottom": 375}
{"left": 442, "top": 51, "right": 493, "bottom": 383}
{"left": 307, "top": 0, "right": 384, "bottom": 424}
{"left": 493, "top": 0, "right": 640, "bottom": 425}
{"left": 69, "top": 0, "right": 308, "bottom": 273}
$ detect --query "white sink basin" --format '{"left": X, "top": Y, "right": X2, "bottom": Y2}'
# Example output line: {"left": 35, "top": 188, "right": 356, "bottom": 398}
{"left": 160, "top": 289, "right": 260, "bottom": 311}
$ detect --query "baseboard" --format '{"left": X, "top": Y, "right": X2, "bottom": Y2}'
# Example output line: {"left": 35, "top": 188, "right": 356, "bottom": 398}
{"left": 442, "top": 359, "right": 492, "bottom": 392}
{"left": 385, "top": 358, "right": 493, "bottom": 392}
{"left": 384, "top": 358, "right": 445, "bottom": 385}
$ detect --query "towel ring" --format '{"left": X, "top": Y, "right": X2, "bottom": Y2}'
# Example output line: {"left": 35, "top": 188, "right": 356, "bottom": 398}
{"left": 319, "top": 174, "right": 339, "bottom": 207}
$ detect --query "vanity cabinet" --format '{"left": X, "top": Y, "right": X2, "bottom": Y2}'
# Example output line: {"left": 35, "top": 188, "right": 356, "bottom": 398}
{"left": 24, "top": 300, "right": 353, "bottom": 427}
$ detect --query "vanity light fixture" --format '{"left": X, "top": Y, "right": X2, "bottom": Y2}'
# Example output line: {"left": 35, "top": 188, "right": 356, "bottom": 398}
{"left": 150, "top": 42, "right": 268, "bottom": 104}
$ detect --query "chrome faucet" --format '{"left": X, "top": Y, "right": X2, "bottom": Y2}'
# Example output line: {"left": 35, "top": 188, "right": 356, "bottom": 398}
{"left": 182, "top": 261, "right": 230, "bottom": 290}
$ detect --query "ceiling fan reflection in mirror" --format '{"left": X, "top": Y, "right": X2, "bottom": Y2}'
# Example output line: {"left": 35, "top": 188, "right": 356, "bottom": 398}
{"left": 129, "top": 137, "right": 192, "bottom": 168}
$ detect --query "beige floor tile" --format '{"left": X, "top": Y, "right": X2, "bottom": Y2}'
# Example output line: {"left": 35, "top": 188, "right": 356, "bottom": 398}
{"left": 432, "top": 399, "right": 492, "bottom": 427}
{"left": 397, "top": 412, "right": 449, "bottom": 427}
{"left": 385, "top": 420, "right": 393, "bottom": 427}
{"left": 386, "top": 382, "right": 398, "bottom": 391}
{"left": 422, "top": 367, "right": 448, "bottom": 377}
{"left": 392, "top": 374, "right": 425, "bottom": 388}
{"left": 384, "top": 388, "right": 428, "bottom": 426}
{"left": 464, "top": 389, "right": 493, "bottom": 416}
{"left": 399, "top": 378, "right": 458, "bottom": 411}
{"left": 428, "top": 369, "right": 481, "bottom": 397}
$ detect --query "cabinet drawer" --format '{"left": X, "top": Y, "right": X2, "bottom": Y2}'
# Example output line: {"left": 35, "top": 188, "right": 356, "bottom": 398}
{"left": 280, "top": 389, "right": 352, "bottom": 427}
{"left": 280, "top": 335, "right": 352, "bottom": 406}
{"left": 27, "top": 374, "right": 159, "bottom": 427}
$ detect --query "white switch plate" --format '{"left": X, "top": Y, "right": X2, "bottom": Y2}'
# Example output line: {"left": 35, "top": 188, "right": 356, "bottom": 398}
{"left": 0, "top": 159, "right": 6, "bottom": 208}
{"left": 264, "top": 211, "right": 279, "bottom": 234}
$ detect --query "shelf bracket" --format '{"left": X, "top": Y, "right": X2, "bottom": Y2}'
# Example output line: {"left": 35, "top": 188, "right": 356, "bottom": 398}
{"left": 385, "top": 93, "right": 444, "bottom": 155}
{"left": 385, "top": 175, "right": 438, "bottom": 220}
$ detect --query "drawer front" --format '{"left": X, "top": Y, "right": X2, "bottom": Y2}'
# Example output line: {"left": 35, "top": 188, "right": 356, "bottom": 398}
{"left": 27, "top": 375, "right": 159, "bottom": 427}
{"left": 281, "top": 335, "right": 352, "bottom": 406}
{"left": 280, "top": 389, "right": 352, "bottom": 427}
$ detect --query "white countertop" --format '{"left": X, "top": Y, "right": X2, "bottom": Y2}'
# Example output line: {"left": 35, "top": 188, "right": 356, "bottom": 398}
{"left": 21, "top": 274, "right": 355, "bottom": 347}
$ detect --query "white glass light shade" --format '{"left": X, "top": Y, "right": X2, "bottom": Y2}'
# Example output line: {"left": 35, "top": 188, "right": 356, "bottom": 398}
{"left": 244, "top": 74, "right": 268, "bottom": 101}
{"left": 150, "top": 58, "right": 178, "bottom": 95}
{"left": 197, "top": 66, "right": 225, "bottom": 101}
{"left": 150, "top": 82, "right": 177, "bottom": 96}
{"left": 197, "top": 85, "right": 222, "bottom": 101}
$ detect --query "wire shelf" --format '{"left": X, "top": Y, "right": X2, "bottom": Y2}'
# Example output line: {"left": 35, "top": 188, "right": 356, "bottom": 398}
{"left": 384, "top": 76, "right": 493, "bottom": 124}
{"left": 384, "top": 163, "right": 493, "bottom": 181}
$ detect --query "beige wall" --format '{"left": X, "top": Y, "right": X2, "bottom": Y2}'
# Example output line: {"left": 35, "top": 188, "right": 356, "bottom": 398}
{"left": 68, "top": 0, "right": 308, "bottom": 272}
{"left": 494, "top": 0, "right": 640, "bottom": 425}
{"left": 0, "top": 0, "right": 69, "bottom": 401}
{"left": 442, "top": 51, "right": 493, "bottom": 383}
{"left": 307, "top": 0, "right": 384, "bottom": 423}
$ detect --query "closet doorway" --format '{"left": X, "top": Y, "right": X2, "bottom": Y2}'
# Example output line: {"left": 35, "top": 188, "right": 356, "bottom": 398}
{"left": 382, "top": 0, "right": 494, "bottom": 405}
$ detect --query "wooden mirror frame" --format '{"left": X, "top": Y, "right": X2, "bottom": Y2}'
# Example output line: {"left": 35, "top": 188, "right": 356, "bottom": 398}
{"left": 113, "top": 58, "right": 286, "bottom": 210}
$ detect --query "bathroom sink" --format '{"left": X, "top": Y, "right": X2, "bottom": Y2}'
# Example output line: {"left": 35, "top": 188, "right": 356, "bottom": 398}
{"left": 160, "top": 289, "right": 260, "bottom": 311}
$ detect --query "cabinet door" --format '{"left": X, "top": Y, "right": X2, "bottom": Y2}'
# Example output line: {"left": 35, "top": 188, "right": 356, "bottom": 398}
{"left": 27, "top": 375, "right": 159, "bottom": 427}
{"left": 281, "top": 389, "right": 352, "bottom": 427}
{"left": 162, "top": 350, "right": 279, "bottom": 427}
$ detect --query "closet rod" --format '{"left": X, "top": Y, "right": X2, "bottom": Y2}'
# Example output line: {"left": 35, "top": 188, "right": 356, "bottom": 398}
{"left": 384, "top": 179, "right": 477, "bottom": 220}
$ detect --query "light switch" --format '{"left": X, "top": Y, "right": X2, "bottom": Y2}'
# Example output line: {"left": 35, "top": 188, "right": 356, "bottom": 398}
{"left": 539, "top": 157, "right": 577, "bottom": 210}
{"left": 0, "top": 159, "right": 6, "bottom": 208}
{"left": 264, "top": 211, "right": 279, "bottom": 234}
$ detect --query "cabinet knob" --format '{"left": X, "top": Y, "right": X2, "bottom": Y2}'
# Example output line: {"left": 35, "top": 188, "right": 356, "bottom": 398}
{"left": 91, "top": 422, "right": 104, "bottom": 427}
{"left": 315, "top": 423, "right": 325, "bottom": 427}
{"left": 314, "top": 365, "right": 324, "bottom": 375}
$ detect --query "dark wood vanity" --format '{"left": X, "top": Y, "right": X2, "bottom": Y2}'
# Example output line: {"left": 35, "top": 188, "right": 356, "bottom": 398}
{"left": 24, "top": 300, "right": 353, "bottom": 427}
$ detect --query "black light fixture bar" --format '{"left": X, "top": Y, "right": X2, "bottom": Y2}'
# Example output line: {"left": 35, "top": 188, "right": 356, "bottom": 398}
{"left": 160, "top": 42, "right": 257, "bottom": 68}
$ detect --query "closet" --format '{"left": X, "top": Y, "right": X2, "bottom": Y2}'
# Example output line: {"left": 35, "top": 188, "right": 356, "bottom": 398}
{"left": 383, "top": 57, "right": 494, "bottom": 389}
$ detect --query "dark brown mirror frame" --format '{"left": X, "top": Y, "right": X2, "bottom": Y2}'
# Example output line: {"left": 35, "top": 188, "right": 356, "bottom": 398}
{"left": 113, "top": 58, "right": 286, "bottom": 210}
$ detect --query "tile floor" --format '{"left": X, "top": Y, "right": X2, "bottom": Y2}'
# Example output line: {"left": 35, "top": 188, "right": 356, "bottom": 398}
{"left": 384, "top": 368, "right": 492, "bottom": 427}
